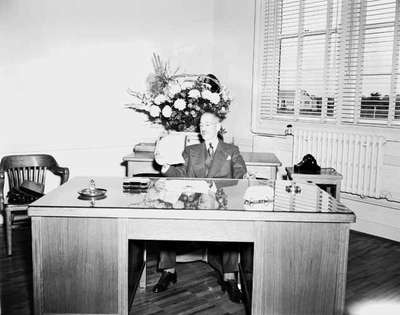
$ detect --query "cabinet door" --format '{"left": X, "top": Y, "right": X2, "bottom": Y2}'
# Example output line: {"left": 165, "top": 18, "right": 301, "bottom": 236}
{"left": 36, "top": 217, "right": 120, "bottom": 314}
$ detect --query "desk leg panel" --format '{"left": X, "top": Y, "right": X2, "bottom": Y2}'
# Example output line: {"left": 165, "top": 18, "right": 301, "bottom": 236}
{"left": 38, "top": 217, "right": 120, "bottom": 314}
{"left": 32, "top": 217, "right": 43, "bottom": 315}
{"left": 252, "top": 222, "right": 349, "bottom": 315}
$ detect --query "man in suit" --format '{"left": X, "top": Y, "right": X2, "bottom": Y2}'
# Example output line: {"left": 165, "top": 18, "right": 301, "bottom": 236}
{"left": 153, "top": 111, "right": 247, "bottom": 303}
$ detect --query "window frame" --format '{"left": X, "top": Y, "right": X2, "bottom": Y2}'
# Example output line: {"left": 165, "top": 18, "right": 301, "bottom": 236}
{"left": 251, "top": 0, "right": 400, "bottom": 133}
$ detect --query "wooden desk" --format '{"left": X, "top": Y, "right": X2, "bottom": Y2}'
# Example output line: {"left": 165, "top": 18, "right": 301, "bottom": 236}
{"left": 123, "top": 151, "right": 282, "bottom": 180}
{"left": 286, "top": 167, "right": 343, "bottom": 200}
{"left": 29, "top": 177, "right": 355, "bottom": 315}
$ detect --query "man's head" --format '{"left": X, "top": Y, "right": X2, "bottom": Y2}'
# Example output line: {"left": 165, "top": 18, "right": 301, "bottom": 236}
{"left": 200, "top": 112, "right": 221, "bottom": 142}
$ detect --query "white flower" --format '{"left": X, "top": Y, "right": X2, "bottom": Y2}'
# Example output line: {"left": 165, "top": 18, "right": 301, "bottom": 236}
{"left": 220, "top": 107, "right": 226, "bottom": 113}
{"left": 181, "top": 81, "right": 194, "bottom": 89}
{"left": 162, "top": 105, "right": 172, "bottom": 118}
{"left": 154, "top": 94, "right": 168, "bottom": 105}
{"left": 210, "top": 93, "right": 220, "bottom": 104}
{"left": 168, "top": 83, "right": 182, "bottom": 96}
{"left": 173, "top": 98, "right": 186, "bottom": 111}
{"left": 221, "top": 89, "right": 230, "bottom": 101}
{"left": 149, "top": 105, "right": 161, "bottom": 117}
{"left": 201, "top": 90, "right": 213, "bottom": 101}
{"left": 188, "top": 89, "right": 201, "bottom": 98}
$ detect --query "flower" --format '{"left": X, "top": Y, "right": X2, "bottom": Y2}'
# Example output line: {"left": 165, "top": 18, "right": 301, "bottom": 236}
{"left": 210, "top": 93, "right": 220, "bottom": 104}
{"left": 167, "top": 83, "right": 182, "bottom": 97}
{"left": 188, "top": 89, "right": 201, "bottom": 98}
{"left": 127, "top": 54, "right": 231, "bottom": 132}
{"left": 154, "top": 94, "right": 168, "bottom": 105}
{"left": 149, "top": 105, "right": 161, "bottom": 117}
{"left": 162, "top": 105, "right": 172, "bottom": 118}
{"left": 173, "top": 99, "right": 186, "bottom": 110}
{"left": 201, "top": 90, "right": 213, "bottom": 101}
{"left": 221, "top": 88, "right": 230, "bottom": 101}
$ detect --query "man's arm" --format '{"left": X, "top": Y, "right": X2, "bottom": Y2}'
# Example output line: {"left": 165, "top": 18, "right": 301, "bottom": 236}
{"left": 162, "top": 147, "right": 189, "bottom": 177}
{"left": 231, "top": 146, "right": 247, "bottom": 179}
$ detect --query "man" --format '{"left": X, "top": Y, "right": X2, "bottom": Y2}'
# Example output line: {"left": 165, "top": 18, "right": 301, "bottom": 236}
{"left": 153, "top": 111, "right": 247, "bottom": 303}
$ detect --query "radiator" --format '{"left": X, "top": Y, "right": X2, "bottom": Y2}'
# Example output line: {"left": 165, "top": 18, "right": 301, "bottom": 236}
{"left": 293, "top": 129, "right": 385, "bottom": 198}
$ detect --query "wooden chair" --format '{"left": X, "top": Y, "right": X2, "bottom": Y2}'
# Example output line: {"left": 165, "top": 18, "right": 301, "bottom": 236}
{"left": 0, "top": 154, "right": 69, "bottom": 256}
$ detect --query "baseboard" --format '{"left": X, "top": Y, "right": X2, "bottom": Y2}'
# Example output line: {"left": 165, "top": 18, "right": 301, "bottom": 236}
{"left": 342, "top": 194, "right": 400, "bottom": 243}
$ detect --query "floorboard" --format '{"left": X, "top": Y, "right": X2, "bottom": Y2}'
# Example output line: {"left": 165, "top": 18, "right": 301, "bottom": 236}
{"left": 1, "top": 227, "right": 399, "bottom": 314}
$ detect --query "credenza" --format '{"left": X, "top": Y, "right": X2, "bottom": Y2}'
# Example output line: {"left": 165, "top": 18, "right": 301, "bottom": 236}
{"left": 122, "top": 151, "right": 282, "bottom": 180}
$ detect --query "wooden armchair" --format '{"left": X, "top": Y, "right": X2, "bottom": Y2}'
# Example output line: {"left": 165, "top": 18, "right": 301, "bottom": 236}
{"left": 0, "top": 154, "right": 69, "bottom": 256}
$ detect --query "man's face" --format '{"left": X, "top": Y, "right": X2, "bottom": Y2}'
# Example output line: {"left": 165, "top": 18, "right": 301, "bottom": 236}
{"left": 200, "top": 113, "right": 220, "bottom": 141}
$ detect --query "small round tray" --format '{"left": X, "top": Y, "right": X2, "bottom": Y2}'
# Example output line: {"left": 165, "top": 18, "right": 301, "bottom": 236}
{"left": 78, "top": 194, "right": 107, "bottom": 201}
{"left": 78, "top": 188, "right": 107, "bottom": 198}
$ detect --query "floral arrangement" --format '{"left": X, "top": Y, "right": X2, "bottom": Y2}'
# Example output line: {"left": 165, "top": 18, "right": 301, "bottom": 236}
{"left": 127, "top": 54, "right": 231, "bottom": 132}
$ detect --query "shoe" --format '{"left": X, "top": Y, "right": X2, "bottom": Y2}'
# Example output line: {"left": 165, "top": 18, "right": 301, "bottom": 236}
{"left": 152, "top": 271, "right": 177, "bottom": 293}
{"left": 221, "top": 279, "right": 242, "bottom": 303}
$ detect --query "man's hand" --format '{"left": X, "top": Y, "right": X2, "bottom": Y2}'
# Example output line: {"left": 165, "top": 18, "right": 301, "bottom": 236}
{"left": 243, "top": 172, "right": 257, "bottom": 179}
{"left": 161, "top": 164, "right": 170, "bottom": 174}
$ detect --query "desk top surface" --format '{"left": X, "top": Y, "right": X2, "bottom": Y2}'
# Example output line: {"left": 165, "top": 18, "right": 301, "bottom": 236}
{"left": 29, "top": 177, "right": 354, "bottom": 223}
{"left": 286, "top": 167, "right": 343, "bottom": 179}
{"left": 123, "top": 151, "right": 282, "bottom": 167}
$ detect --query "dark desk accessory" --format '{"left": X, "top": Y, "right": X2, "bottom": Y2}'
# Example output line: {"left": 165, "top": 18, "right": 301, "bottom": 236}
{"left": 293, "top": 154, "right": 321, "bottom": 174}
{"left": 123, "top": 177, "right": 150, "bottom": 193}
{"left": 7, "top": 180, "right": 45, "bottom": 204}
{"left": 78, "top": 179, "right": 107, "bottom": 200}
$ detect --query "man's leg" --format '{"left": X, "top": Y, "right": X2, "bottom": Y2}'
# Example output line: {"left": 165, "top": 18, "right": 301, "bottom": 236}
{"left": 222, "top": 248, "right": 239, "bottom": 277}
{"left": 153, "top": 242, "right": 177, "bottom": 293}
{"left": 158, "top": 248, "right": 176, "bottom": 271}
{"left": 208, "top": 243, "right": 242, "bottom": 303}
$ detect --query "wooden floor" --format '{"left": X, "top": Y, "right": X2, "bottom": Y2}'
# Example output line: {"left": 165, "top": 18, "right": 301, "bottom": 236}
{"left": 1, "top": 226, "right": 400, "bottom": 315}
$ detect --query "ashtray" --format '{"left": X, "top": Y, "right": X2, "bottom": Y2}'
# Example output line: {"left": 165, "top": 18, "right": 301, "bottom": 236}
{"left": 78, "top": 188, "right": 107, "bottom": 198}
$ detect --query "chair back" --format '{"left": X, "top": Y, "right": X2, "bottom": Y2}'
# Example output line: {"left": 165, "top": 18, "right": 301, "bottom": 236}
{"left": 0, "top": 154, "right": 69, "bottom": 191}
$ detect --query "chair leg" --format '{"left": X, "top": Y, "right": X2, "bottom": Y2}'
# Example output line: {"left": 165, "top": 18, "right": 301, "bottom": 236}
{"left": 139, "top": 246, "right": 147, "bottom": 289}
{"left": 5, "top": 209, "right": 12, "bottom": 256}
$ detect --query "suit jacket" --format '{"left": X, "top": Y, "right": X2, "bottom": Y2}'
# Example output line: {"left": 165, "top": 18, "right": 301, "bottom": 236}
{"left": 164, "top": 140, "right": 247, "bottom": 179}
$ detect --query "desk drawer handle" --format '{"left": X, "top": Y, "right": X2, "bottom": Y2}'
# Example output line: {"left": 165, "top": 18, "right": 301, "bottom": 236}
{"left": 285, "top": 184, "right": 301, "bottom": 194}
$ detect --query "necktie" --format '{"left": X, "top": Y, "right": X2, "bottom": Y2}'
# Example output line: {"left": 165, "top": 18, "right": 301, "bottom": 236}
{"left": 208, "top": 143, "right": 214, "bottom": 157}
{"left": 205, "top": 143, "right": 214, "bottom": 177}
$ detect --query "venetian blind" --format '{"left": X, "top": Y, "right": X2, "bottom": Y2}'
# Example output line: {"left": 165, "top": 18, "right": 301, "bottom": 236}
{"left": 253, "top": 0, "right": 400, "bottom": 129}
{"left": 342, "top": 0, "right": 400, "bottom": 126}
{"left": 253, "top": 0, "right": 341, "bottom": 125}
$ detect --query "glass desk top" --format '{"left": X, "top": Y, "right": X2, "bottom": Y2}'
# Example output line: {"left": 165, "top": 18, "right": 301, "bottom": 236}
{"left": 29, "top": 176, "right": 353, "bottom": 215}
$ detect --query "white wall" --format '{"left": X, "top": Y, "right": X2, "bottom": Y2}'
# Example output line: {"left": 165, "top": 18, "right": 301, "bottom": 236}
{"left": 1, "top": 0, "right": 400, "bottom": 242}
{"left": 212, "top": 0, "right": 255, "bottom": 149}
{"left": 0, "top": 0, "right": 215, "bottom": 188}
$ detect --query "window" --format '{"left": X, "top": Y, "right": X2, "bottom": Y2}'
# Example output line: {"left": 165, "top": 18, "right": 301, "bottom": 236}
{"left": 252, "top": 0, "right": 400, "bottom": 129}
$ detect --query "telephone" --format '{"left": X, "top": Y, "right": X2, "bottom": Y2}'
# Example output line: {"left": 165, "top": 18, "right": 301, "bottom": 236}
{"left": 294, "top": 154, "right": 321, "bottom": 174}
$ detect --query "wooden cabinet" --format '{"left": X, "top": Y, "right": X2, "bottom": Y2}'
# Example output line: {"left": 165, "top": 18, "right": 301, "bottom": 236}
{"left": 123, "top": 151, "right": 282, "bottom": 180}
{"left": 286, "top": 167, "right": 343, "bottom": 200}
